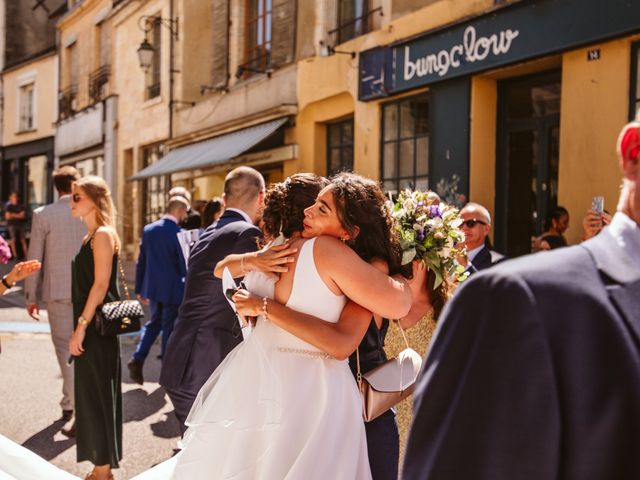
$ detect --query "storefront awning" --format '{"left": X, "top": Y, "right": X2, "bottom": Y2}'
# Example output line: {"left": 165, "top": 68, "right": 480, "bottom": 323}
{"left": 129, "top": 117, "right": 288, "bottom": 180}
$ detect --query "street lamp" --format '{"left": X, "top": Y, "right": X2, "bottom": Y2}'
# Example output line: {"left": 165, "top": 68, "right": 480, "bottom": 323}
{"left": 137, "top": 38, "right": 154, "bottom": 71}
{"left": 136, "top": 16, "right": 179, "bottom": 72}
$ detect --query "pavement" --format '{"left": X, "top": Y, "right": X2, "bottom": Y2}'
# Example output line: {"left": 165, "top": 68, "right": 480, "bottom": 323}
{"left": 0, "top": 260, "right": 181, "bottom": 479}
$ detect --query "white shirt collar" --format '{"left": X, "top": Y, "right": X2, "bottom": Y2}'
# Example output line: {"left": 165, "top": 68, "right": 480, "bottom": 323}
{"left": 607, "top": 212, "right": 640, "bottom": 271}
{"left": 467, "top": 245, "right": 485, "bottom": 263}
{"left": 225, "top": 208, "right": 254, "bottom": 224}
{"left": 163, "top": 214, "right": 179, "bottom": 224}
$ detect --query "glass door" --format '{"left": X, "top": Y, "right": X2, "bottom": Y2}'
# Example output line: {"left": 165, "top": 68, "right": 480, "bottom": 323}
{"left": 496, "top": 71, "right": 561, "bottom": 257}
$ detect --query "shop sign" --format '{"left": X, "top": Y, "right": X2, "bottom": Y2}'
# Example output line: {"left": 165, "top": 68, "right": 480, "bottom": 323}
{"left": 359, "top": 0, "right": 640, "bottom": 100}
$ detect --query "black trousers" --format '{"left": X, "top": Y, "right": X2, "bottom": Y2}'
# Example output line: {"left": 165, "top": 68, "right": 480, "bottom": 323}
{"left": 164, "top": 385, "right": 198, "bottom": 436}
{"left": 366, "top": 409, "right": 400, "bottom": 480}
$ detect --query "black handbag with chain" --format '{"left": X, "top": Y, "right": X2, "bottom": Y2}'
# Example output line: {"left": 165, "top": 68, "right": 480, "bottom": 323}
{"left": 95, "top": 252, "right": 144, "bottom": 336}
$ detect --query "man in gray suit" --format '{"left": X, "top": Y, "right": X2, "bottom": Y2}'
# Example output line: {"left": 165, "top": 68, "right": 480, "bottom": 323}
{"left": 25, "top": 166, "right": 86, "bottom": 430}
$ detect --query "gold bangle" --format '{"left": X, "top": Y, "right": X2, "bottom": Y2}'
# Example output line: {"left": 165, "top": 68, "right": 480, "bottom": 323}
{"left": 78, "top": 315, "right": 89, "bottom": 327}
{"left": 262, "top": 297, "right": 269, "bottom": 320}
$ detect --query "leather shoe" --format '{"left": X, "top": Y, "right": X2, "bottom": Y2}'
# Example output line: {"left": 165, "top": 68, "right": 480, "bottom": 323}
{"left": 128, "top": 358, "right": 144, "bottom": 385}
{"left": 61, "top": 419, "right": 76, "bottom": 437}
{"left": 61, "top": 409, "right": 73, "bottom": 422}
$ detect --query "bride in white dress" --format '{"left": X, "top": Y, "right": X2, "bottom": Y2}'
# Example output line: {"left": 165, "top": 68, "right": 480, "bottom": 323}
{"left": 133, "top": 173, "right": 412, "bottom": 480}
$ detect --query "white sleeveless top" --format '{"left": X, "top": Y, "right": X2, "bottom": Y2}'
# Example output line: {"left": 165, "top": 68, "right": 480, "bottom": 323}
{"left": 271, "top": 237, "right": 347, "bottom": 353}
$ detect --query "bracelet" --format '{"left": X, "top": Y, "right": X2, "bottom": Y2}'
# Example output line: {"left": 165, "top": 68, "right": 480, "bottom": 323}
{"left": 1, "top": 275, "right": 14, "bottom": 289}
{"left": 262, "top": 297, "right": 269, "bottom": 320}
{"left": 78, "top": 315, "right": 90, "bottom": 327}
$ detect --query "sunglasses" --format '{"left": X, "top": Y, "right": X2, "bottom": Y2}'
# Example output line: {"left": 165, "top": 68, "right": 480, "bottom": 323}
{"left": 461, "top": 219, "right": 487, "bottom": 228}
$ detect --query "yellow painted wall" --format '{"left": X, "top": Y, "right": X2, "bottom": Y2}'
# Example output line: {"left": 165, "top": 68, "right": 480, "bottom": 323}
{"left": 469, "top": 76, "right": 497, "bottom": 223}
{"left": 558, "top": 38, "right": 632, "bottom": 244}
{"left": 2, "top": 53, "right": 57, "bottom": 146}
{"left": 296, "top": 0, "right": 499, "bottom": 180}
{"left": 296, "top": 92, "right": 355, "bottom": 175}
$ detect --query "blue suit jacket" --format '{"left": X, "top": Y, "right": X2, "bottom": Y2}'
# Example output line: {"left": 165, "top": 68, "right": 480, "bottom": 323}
{"left": 135, "top": 217, "right": 186, "bottom": 305}
{"left": 160, "top": 210, "right": 262, "bottom": 393}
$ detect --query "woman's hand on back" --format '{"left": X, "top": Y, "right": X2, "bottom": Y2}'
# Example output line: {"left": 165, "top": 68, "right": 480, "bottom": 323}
{"left": 246, "top": 243, "right": 298, "bottom": 279}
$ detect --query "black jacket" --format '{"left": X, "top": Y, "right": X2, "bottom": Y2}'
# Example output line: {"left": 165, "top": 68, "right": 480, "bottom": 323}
{"left": 403, "top": 228, "right": 640, "bottom": 479}
{"left": 160, "top": 210, "right": 261, "bottom": 393}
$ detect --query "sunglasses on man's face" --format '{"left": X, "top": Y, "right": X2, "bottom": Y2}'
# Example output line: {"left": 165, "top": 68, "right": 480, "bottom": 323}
{"left": 461, "top": 219, "right": 487, "bottom": 228}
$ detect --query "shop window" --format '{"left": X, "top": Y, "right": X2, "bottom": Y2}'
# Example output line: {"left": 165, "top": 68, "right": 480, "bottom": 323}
{"left": 327, "top": 118, "right": 354, "bottom": 176}
{"left": 630, "top": 41, "right": 640, "bottom": 120}
{"left": 380, "top": 95, "right": 429, "bottom": 194}
{"left": 145, "top": 17, "right": 161, "bottom": 100}
{"left": 333, "top": 0, "right": 373, "bottom": 45}
{"left": 18, "top": 83, "right": 35, "bottom": 132}
{"left": 141, "top": 144, "right": 169, "bottom": 225}
{"left": 242, "top": 0, "right": 273, "bottom": 77}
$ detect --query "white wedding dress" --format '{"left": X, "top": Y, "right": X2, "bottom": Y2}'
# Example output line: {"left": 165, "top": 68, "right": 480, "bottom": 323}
{"left": 133, "top": 238, "right": 372, "bottom": 480}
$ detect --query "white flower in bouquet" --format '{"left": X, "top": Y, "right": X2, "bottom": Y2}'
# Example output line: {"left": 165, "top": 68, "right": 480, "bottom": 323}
{"left": 387, "top": 189, "right": 468, "bottom": 288}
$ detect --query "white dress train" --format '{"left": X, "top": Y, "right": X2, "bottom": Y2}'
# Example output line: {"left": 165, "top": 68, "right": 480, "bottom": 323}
{"left": 132, "top": 238, "right": 371, "bottom": 480}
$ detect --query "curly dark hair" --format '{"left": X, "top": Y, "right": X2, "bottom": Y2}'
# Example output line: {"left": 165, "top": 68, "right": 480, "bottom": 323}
{"left": 328, "top": 172, "right": 402, "bottom": 276}
{"left": 330, "top": 173, "right": 454, "bottom": 320}
{"left": 262, "top": 173, "right": 329, "bottom": 238}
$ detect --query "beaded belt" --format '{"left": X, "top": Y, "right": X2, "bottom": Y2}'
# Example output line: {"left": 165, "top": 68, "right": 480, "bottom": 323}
{"left": 277, "top": 347, "right": 332, "bottom": 359}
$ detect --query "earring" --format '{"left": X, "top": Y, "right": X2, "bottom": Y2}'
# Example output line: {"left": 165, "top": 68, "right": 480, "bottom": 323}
{"left": 340, "top": 236, "right": 347, "bottom": 243}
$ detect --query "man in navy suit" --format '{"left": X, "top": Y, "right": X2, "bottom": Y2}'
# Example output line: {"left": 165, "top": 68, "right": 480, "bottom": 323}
{"left": 128, "top": 196, "right": 189, "bottom": 385}
{"left": 459, "top": 202, "right": 505, "bottom": 274}
{"left": 402, "top": 122, "right": 640, "bottom": 479}
{"left": 160, "top": 166, "right": 265, "bottom": 433}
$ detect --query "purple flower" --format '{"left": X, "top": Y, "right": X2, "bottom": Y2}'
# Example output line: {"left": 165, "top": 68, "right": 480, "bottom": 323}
{"left": 418, "top": 229, "right": 426, "bottom": 242}
{"left": 429, "top": 205, "right": 441, "bottom": 218}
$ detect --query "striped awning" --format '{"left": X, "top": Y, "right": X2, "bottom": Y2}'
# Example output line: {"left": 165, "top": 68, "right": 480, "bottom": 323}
{"left": 129, "top": 117, "right": 288, "bottom": 180}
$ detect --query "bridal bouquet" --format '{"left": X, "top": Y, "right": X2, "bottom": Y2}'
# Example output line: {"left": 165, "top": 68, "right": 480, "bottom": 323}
{"left": 388, "top": 189, "right": 467, "bottom": 288}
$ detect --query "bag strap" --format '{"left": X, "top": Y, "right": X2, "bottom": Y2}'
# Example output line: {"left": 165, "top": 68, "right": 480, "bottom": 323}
{"left": 115, "top": 251, "right": 131, "bottom": 300}
{"left": 356, "top": 319, "right": 411, "bottom": 386}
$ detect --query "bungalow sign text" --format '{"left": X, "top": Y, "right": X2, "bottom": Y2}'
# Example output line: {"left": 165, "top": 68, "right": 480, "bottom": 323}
{"left": 402, "top": 26, "right": 520, "bottom": 81}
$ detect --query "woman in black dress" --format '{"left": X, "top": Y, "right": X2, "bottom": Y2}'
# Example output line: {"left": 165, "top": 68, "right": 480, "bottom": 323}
{"left": 68, "top": 176, "right": 122, "bottom": 480}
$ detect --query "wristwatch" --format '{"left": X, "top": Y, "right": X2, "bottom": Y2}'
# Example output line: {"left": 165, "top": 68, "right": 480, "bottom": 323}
{"left": 78, "top": 315, "right": 90, "bottom": 327}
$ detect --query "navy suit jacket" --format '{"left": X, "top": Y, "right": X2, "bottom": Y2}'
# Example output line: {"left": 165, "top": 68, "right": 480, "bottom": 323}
{"left": 160, "top": 210, "right": 262, "bottom": 393}
{"left": 403, "top": 228, "right": 640, "bottom": 480}
{"left": 135, "top": 217, "right": 186, "bottom": 305}
{"left": 468, "top": 245, "right": 506, "bottom": 274}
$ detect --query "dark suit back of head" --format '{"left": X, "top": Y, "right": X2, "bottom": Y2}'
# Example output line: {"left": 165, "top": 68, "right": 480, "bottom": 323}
{"left": 223, "top": 166, "right": 265, "bottom": 208}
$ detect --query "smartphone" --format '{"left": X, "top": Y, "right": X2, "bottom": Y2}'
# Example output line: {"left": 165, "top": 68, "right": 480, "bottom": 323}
{"left": 591, "top": 196, "right": 604, "bottom": 216}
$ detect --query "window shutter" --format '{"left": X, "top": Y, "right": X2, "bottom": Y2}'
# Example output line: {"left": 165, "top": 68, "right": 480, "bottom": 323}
{"left": 211, "top": 0, "right": 229, "bottom": 87}
{"left": 270, "top": 0, "right": 296, "bottom": 67}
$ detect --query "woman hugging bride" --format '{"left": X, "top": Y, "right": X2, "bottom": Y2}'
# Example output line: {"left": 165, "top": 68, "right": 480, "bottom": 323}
{"left": 135, "top": 172, "right": 439, "bottom": 480}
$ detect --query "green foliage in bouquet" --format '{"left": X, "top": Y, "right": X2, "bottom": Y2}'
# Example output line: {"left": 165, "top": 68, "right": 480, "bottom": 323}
{"left": 387, "top": 189, "right": 468, "bottom": 289}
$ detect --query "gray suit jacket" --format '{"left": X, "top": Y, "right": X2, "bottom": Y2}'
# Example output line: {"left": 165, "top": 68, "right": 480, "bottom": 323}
{"left": 24, "top": 196, "right": 87, "bottom": 304}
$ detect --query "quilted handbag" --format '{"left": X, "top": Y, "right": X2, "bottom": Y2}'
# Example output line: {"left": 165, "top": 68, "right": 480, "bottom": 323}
{"left": 95, "top": 254, "right": 143, "bottom": 336}
{"left": 356, "top": 321, "right": 423, "bottom": 422}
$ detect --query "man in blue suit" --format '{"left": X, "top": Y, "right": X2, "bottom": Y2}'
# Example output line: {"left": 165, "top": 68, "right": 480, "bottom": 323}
{"left": 160, "top": 166, "right": 265, "bottom": 433}
{"left": 128, "top": 196, "right": 189, "bottom": 385}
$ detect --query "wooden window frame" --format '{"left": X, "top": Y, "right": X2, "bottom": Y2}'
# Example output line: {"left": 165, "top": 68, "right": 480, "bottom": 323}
{"left": 243, "top": 0, "right": 272, "bottom": 75}
{"left": 380, "top": 94, "right": 430, "bottom": 194}
{"left": 326, "top": 118, "right": 354, "bottom": 176}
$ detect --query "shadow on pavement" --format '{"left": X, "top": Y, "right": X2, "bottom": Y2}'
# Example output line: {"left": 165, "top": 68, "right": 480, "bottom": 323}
{"left": 150, "top": 410, "right": 181, "bottom": 439}
{"left": 21, "top": 420, "right": 75, "bottom": 461}
{"left": 123, "top": 386, "right": 167, "bottom": 423}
